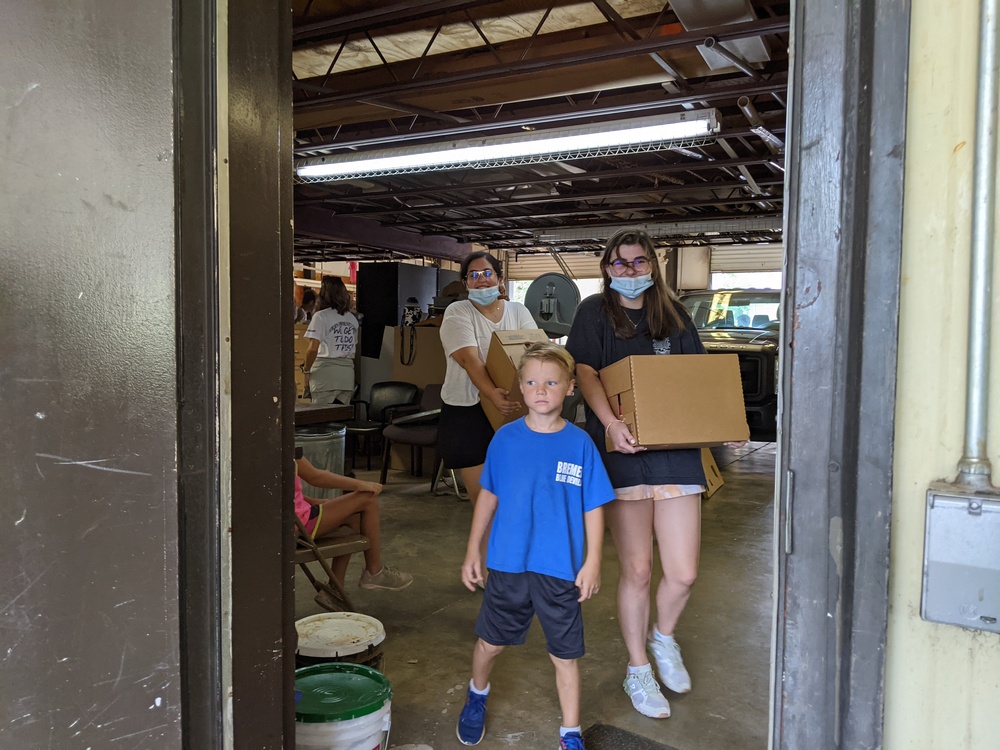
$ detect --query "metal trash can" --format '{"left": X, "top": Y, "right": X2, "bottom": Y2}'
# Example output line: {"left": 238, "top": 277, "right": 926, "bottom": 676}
{"left": 295, "top": 423, "right": 346, "bottom": 499}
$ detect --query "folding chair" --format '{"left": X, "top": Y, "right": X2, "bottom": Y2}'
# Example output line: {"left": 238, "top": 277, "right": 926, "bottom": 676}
{"left": 294, "top": 517, "right": 370, "bottom": 612}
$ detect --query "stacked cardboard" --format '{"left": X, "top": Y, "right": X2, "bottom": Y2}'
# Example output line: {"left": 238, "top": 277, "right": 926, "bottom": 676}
{"left": 294, "top": 323, "right": 311, "bottom": 400}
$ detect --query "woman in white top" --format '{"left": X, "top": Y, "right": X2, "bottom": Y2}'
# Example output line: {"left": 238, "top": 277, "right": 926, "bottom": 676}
{"left": 303, "top": 276, "right": 359, "bottom": 405}
{"left": 439, "top": 251, "right": 535, "bottom": 506}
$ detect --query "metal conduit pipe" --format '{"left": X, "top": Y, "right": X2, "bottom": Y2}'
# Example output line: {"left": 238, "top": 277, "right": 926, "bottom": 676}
{"left": 737, "top": 95, "right": 785, "bottom": 154}
{"left": 957, "top": 0, "right": 999, "bottom": 486}
{"left": 703, "top": 36, "right": 761, "bottom": 80}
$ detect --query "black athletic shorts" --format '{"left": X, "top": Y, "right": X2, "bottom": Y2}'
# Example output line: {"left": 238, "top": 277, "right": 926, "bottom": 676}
{"left": 437, "top": 402, "right": 495, "bottom": 470}
{"left": 475, "top": 570, "right": 584, "bottom": 660}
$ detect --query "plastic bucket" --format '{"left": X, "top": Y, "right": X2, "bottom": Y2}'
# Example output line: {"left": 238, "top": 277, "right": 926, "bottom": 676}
{"left": 295, "top": 663, "right": 392, "bottom": 750}
{"left": 296, "top": 423, "right": 347, "bottom": 499}
{"left": 295, "top": 612, "right": 386, "bottom": 672}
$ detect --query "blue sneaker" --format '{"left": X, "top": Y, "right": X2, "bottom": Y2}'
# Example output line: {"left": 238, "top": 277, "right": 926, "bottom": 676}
{"left": 560, "top": 731, "right": 585, "bottom": 750}
{"left": 456, "top": 689, "right": 488, "bottom": 745}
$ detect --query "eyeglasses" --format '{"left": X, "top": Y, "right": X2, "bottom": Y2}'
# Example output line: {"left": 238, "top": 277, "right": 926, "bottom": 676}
{"left": 608, "top": 257, "right": 651, "bottom": 274}
{"left": 466, "top": 269, "right": 495, "bottom": 281}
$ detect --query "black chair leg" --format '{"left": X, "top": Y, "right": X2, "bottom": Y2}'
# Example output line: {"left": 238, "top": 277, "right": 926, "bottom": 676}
{"left": 379, "top": 438, "right": 392, "bottom": 484}
{"left": 415, "top": 446, "right": 423, "bottom": 477}
{"left": 366, "top": 435, "right": 372, "bottom": 471}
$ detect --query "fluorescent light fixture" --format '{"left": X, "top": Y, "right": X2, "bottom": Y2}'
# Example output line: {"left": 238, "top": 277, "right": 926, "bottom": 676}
{"left": 296, "top": 110, "right": 720, "bottom": 182}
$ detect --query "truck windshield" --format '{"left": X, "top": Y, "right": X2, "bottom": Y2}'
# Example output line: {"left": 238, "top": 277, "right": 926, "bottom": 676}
{"left": 681, "top": 291, "right": 780, "bottom": 330}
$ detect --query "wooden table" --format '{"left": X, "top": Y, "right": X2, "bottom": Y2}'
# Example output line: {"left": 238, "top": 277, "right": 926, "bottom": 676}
{"left": 294, "top": 402, "right": 355, "bottom": 427}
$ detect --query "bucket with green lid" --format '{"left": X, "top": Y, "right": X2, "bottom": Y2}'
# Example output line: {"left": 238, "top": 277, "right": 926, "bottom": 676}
{"left": 294, "top": 663, "right": 392, "bottom": 750}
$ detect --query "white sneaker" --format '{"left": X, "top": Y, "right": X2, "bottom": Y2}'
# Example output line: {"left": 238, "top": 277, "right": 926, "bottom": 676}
{"left": 623, "top": 670, "right": 671, "bottom": 719}
{"left": 647, "top": 635, "right": 691, "bottom": 693}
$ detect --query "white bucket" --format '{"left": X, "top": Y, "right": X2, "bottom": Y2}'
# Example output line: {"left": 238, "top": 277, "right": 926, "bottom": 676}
{"left": 295, "top": 663, "right": 392, "bottom": 750}
{"left": 295, "top": 612, "right": 386, "bottom": 671}
{"left": 295, "top": 700, "right": 390, "bottom": 750}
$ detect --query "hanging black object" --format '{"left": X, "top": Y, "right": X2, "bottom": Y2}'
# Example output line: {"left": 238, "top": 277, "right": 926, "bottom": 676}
{"left": 399, "top": 297, "right": 422, "bottom": 366}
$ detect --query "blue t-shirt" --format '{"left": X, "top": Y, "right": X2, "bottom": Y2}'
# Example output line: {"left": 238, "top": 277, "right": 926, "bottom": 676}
{"left": 480, "top": 418, "right": 615, "bottom": 582}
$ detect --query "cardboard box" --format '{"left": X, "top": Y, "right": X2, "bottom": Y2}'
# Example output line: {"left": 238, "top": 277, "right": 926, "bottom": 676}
{"left": 481, "top": 329, "right": 550, "bottom": 431}
{"left": 702, "top": 448, "right": 724, "bottom": 498}
{"left": 601, "top": 354, "right": 749, "bottom": 450}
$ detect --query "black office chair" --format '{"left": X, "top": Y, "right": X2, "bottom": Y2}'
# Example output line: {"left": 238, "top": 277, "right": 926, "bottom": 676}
{"left": 342, "top": 381, "right": 420, "bottom": 470}
{"left": 380, "top": 384, "right": 463, "bottom": 496}
{"left": 561, "top": 389, "right": 584, "bottom": 423}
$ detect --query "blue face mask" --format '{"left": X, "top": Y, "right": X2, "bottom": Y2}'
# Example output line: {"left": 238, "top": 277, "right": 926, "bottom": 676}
{"left": 468, "top": 286, "right": 501, "bottom": 306}
{"left": 609, "top": 274, "right": 654, "bottom": 300}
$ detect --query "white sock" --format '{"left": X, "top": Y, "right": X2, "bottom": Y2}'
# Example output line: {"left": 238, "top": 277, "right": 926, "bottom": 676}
{"left": 560, "top": 726, "right": 582, "bottom": 737}
{"left": 627, "top": 663, "right": 653, "bottom": 676}
{"left": 469, "top": 678, "right": 490, "bottom": 696}
{"left": 652, "top": 627, "right": 675, "bottom": 644}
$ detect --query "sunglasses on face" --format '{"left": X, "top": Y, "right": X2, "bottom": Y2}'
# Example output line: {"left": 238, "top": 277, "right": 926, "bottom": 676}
{"left": 466, "top": 269, "right": 495, "bottom": 281}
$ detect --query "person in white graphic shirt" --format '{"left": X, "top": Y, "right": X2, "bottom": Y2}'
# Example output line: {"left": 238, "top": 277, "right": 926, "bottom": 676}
{"left": 303, "top": 276, "right": 359, "bottom": 404}
{"left": 455, "top": 343, "right": 615, "bottom": 750}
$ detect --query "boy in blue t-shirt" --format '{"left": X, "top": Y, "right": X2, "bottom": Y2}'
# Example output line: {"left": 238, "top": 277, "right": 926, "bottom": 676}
{"left": 456, "top": 342, "right": 615, "bottom": 750}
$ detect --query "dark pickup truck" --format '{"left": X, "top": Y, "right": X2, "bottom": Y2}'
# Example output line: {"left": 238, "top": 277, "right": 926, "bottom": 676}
{"left": 679, "top": 289, "right": 780, "bottom": 442}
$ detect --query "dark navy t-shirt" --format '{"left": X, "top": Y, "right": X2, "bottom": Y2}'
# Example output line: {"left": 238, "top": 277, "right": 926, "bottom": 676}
{"left": 565, "top": 294, "right": 707, "bottom": 488}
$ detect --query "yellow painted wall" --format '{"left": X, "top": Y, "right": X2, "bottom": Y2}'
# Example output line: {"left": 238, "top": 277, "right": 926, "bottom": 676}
{"left": 884, "top": 0, "right": 1000, "bottom": 746}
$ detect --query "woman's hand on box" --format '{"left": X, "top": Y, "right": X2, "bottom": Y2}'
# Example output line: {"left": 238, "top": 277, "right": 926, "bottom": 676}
{"left": 607, "top": 419, "right": 645, "bottom": 454}
{"left": 724, "top": 441, "right": 747, "bottom": 449}
{"left": 486, "top": 386, "right": 519, "bottom": 415}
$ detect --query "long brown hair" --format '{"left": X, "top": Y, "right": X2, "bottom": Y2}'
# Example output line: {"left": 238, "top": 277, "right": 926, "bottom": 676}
{"left": 317, "top": 275, "right": 351, "bottom": 315}
{"left": 599, "top": 229, "right": 684, "bottom": 340}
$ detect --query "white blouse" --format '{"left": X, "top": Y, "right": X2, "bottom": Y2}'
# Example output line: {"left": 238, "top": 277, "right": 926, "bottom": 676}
{"left": 439, "top": 300, "right": 537, "bottom": 406}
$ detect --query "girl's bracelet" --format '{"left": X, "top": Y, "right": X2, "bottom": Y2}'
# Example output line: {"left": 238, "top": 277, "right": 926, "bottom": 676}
{"left": 605, "top": 418, "right": 625, "bottom": 436}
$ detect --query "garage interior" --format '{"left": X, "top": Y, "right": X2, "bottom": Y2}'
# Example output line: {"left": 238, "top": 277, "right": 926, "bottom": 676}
{"left": 3, "top": 0, "right": 929, "bottom": 745}
{"left": 288, "top": 2, "right": 788, "bottom": 749}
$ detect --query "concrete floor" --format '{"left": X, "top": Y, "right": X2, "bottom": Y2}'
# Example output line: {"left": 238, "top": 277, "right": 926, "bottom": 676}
{"left": 295, "top": 443, "right": 776, "bottom": 750}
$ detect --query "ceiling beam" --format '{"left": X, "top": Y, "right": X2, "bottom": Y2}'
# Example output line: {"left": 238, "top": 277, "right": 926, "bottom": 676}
{"left": 431, "top": 211, "right": 785, "bottom": 238}
{"left": 389, "top": 194, "right": 784, "bottom": 228}
{"left": 293, "top": 0, "right": 505, "bottom": 47}
{"left": 317, "top": 178, "right": 784, "bottom": 218}
{"left": 294, "top": 207, "right": 482, "bottom": 261}
{"left": 294, "top": 17, "right": 789, "bottom": 110}
{"left": 294, "top": 78, "right": 786, "bottom": 151}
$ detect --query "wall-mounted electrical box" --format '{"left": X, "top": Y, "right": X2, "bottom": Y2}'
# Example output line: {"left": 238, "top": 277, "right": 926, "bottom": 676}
{"left": 921, "top": 481, "right": 1000, "bottom": 634}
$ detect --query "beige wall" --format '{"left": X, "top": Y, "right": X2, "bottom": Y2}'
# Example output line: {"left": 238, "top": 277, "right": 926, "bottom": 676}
{"left": 884, "top": 0, "right": 1000, "bottom": 746}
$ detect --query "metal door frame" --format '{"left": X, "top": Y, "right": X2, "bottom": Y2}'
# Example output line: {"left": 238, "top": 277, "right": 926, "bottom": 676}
{"left": 773, "top": 1, "right": 910, "bottom": 747}
{"left": 175, "top": 0, "right": 911, "bottom": 745}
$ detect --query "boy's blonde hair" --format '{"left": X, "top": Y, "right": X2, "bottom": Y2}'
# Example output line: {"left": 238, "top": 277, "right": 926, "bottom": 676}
{"left": 516, "top": 341, "right": 575, "bottom": 381}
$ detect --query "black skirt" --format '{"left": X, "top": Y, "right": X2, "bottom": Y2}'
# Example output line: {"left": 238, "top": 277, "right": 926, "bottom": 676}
{"left": 438, "top": 402, "right": 495, "bottom": 469}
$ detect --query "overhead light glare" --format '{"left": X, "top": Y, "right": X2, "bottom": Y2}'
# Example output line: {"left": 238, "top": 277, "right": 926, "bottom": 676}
{"left": 296, "top": 110, "right": 720, "bottom": 182}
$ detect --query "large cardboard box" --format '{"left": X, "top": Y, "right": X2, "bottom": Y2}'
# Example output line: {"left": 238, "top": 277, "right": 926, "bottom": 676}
{"left": 601, "top": 354, "right": 749, "bottom": 450}
{"left": 481, "top": 329, "right": 550, "bottom": 431}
